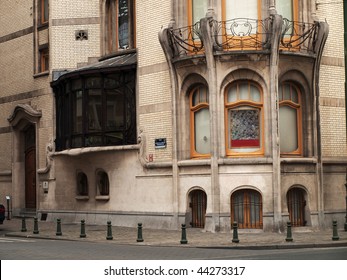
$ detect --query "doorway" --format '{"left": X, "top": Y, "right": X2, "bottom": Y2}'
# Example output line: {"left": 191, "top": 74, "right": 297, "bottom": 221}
{"left": 189, "top": 190, "right": 207, "bottom": 228}
{"left": 24, "top": 125, "right": 36, "bottom": 209}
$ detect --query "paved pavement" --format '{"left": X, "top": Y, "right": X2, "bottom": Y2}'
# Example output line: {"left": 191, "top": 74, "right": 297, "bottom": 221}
{"left": 2, "top": 217, "right": 347, "bottom": 249}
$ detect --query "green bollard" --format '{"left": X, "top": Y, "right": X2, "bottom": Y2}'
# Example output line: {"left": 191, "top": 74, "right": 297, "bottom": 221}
{"left": 285, "top": 221, "right": 293, "bottom": 242}
{"left": 56, "top": 218, "right": 62, "bottom": 236}
{"left": 106, "top": 221, "right": 113, "bottom": 240}
{"left": 21, "top": 216, "right": 27, "bottom": 232}
{"left": 80, "top": 219, "right": 86, "bottom": 238}
{"left": 136, "top": 223, "right": 144, "bottom": 242}
{"left": 33, "top": 217, "right": 39, "bottom": 234}
{"left": 180, "top": 224, "right": 188, "bottom": 244}
{"left": 332, "top": 220, "right": 339, "bottom": 241}
{"left": 232, "top": 221, "right": 239, "bottom": 243}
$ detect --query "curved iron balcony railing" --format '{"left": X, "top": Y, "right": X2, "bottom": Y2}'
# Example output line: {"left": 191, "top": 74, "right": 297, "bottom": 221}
{"left": 166, "top": 17, "right": 320, "bottom": 59}
{"left": 280, "top": 18, "right": 319, "bottom": 53}
{"left": 211, "top": 17, "right": 273, "bottom": 51}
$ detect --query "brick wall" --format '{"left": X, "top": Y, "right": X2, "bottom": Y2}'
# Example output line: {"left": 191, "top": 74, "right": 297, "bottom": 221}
{"left": 316, "top": 1, "right": 347, "bottom": 157}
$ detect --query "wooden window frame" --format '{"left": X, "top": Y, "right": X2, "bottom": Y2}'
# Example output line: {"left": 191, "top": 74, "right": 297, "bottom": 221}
{"left": 105, "top": 0, "right": 135, "bottom": 55}
{"left": 40, "top": 0, "right": 49, "bottom": 25}
{"left": 190, "top": 85, "right": 210, "bottom": 158}
{"left": 279, "top": 82, "right": 302, "bottom": 156}
{"left": 221, "top": 0, "right": 262, "bottom": 51}
{"left": 224, "top": 81, "right": 264, "bottom": 157}
{"left": 39, "top": 46, "right": 49, "bottom": 73}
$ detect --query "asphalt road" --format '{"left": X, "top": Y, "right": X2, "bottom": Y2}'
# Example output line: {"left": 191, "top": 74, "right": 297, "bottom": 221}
{"left": 0, "top": 237, "right": 346, "bottom": 260}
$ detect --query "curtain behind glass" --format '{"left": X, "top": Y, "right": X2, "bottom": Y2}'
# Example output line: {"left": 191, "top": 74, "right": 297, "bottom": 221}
{"left": 226, "top": 0, "right": 258, "bottom": 19}
{"left": 277, "top": 0, "right": 293, "bottom": 21}
{"left": 194, "top": 108, "right": 210, "bottom": 154}
{"left": 279, "top": 106, "right": 298, "bottom": 153}
{"left": 193, "top": 0, "right": 209, "bottom": 24}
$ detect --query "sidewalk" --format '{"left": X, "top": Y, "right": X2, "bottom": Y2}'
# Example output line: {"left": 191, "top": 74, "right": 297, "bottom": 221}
{"left": 3, "top": 217, "right": 347, "bottom": 249}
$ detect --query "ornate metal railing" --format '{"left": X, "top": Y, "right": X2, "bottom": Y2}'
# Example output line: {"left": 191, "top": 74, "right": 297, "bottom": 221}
{"left": 280, "top": 19, "right": 319, "bottom": 53}
{"left": 167, "top": 21, "right": 204, "bottom": 57}
{"left": 211, "top": 17, "right": 273, "bottom": 51}
{"left": 165, "top": 17, "right": 320, "bottom": 59}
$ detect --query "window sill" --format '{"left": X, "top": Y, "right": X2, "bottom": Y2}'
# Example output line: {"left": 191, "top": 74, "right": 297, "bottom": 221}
{"left": 95, "top": 195, "right": 110, "bottom": 201}
{"left": 219, "top": 157, "right": 273, "bottom": 165}
{"left": 33, "top": 71, "right": 49, "bottom": 78}
{"left": 280, "top": 157, "right": 317, "bottom": 164}
{"left": 75, "top": 196, "right": 89, "bottom": 200}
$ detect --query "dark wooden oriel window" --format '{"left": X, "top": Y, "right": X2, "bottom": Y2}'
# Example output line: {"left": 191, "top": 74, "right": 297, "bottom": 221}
{"left": 54, "top": 70, "right": 136, "bottom": 151}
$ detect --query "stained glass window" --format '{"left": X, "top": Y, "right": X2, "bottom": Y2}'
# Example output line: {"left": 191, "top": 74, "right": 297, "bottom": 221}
{"left": 225, "top": 81, "right": 263, "bottom": 156}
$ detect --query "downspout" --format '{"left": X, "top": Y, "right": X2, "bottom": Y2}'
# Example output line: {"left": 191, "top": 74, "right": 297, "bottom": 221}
{"left": 344, "top": 1, "right": 347, "bottom": 138}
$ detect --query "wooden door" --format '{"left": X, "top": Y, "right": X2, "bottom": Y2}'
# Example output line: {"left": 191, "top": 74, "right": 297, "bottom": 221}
{"left": 190, "top": 190, "right": 207, "bottom": 228}
{"left": 25, "top": 147, "right": 36, "bottom": 209}
{"left": 287, "top": 188, "right": 306, "bottom": 227}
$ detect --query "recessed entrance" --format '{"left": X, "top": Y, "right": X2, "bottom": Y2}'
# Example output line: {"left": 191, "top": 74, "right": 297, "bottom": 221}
{"left": 24, "top": 125, "right": 36, "bottom": 209}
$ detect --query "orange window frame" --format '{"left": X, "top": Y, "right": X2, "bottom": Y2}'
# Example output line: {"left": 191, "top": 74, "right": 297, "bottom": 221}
{"left": 40, "top": 0, "right": 49, "bottom": 25}
{"left": 106, "top": 0, "right": 135, "bottom": 54}
{"left": 279, "top": 0, "right": 300, "bottom": 51}
{"left": 186, "top": 0, "right": 206, "bottom": 54}
{"left": 224, "top": 81, "right": 264, "bottom": 157}
{"left": 39, "top": 48, "right": 49, "bottom": 72}
{"left": 279, "top": 83, "right": 302, "bottom": 156}
{"left": 221, "top": 0, "right": 262, "bottom": 51}
{"left": 190, "top": 86, "right": 210, "bottom": 159}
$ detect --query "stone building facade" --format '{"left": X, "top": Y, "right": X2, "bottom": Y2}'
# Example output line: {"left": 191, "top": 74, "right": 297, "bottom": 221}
{"left": 0, "top": 0, "right": 346, "bottom": 232}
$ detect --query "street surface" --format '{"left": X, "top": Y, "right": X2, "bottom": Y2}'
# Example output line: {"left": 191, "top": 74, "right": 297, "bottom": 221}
{"left": 0, "top": 237, "right": 346, "bottom": 260}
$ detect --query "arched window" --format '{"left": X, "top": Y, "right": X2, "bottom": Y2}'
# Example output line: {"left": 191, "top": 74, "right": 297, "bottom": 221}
{"left": 279, "top": 82, "right": 302, "bottom": 155}
{"left": 189, "top": 190, "right": 207, "bottom": 228}
{"left": 231, "top": 189, "right": 263, "bottom": 229}
{"left": 76, "top": 171, "right": 88, "bottom": 197}
{"left": 190, "top": 85, "right": 210, "bottom": 158}
{"left": 105, "top": 0, "right": 135, "bottom": 54}
{"left": 225, "top": 81, "right": 263, "bottom": 156}
{"left": 96, "top": 170, "right": 110, "bottom": 196}
{"left": 287, "top": 187, "right": 306, "bottom": 227}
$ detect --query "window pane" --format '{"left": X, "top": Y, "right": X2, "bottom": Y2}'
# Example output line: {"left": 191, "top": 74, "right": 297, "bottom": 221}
{"left": 277, "top": 0, "right": 293, "bottom": 21}
{"left": 72, "top": 90, "right": 83, "bottom": 133}
{"left": 118, "top": 0, "right": 129, "bottom": 49}
{"left": 279, "top": 106, "right": 298, "bottom": 153}
{"left": 229, "top": 108, "right": 260, "bottom": 148}
{"left": 283, "top": 84, "right": 291, "bottom": 100}
{"left": 106, "top": 90, "right": 124, "bottom": 130}
{"left": 250, "top": 84, "right": 261, "bottom": 102}
{"left": 239, "top": 83, "right": 249, "bottom": 100}
{"left": 88, "top": 89, "right": 102, "bottom": 131}
{"left": 291, "top": 86, "right": 299, "bottom": 103}
{"left": 226, "top": 0, "right": 258, "bottom": 19}
{"left": 194, "top": 108, "right": 210, "bottom": 154}
{"left": 192, "top": 0, "right": 208, "bottom": 24}
{"left": 227, "top": 86, "right": 237, "bottom": 103}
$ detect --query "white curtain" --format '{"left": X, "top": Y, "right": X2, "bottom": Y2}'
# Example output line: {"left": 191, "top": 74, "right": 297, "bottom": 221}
{"left": 226, "top": 0, "right": 258, "bottom": 19}
{"left": 194, "top": 108, "right": 210, "bottom": 154}
{"left": 193, "top": 0, "right": 209, "bottom": 24}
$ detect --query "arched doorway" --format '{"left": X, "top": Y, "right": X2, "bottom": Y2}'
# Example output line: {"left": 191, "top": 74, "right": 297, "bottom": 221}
{"left": 287, "top": 187, "right": 306, "bottom": 226}
{"left": 231, "top": 189, "right": 263, "bottom": 229}
{"left": 189, "top": 190, "right": 207, "bottom": 228}
{"left": 24, "top": 125, "right": 36, "bottom": 209}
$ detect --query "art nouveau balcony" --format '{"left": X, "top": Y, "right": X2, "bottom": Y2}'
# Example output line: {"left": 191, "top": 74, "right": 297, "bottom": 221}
{"left": 161, "top": 15, "right": 325, "bottom": 60}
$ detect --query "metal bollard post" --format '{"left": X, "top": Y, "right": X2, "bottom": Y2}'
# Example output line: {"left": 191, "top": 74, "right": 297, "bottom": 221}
{"left": 285, "top": 221, "right": 293, "bottom": 242}
{"left": 332, "top": 220, "right": 339, "bottom": 241}
{"left": 232, "top": 221, "right": 239, "bottom": 243}
{"left": 106, "top": 221, "right": 113, "bottom": 240}
{"left": 80, "top": 219, "right": 86, "bottom": 238}
{"left": 33, "top": 217, "right": 39, "bottom": 234}
{"left": 56, "top": 218, "right": 62, "bottom": 236}
{"left": 21, "top": 216, "right": 27, "bottom": 232}
{"left": 137, "top": 223, "right": 144, "bottom": 242}
{"left": 180, "top": 224, "right": 188, "bottom": 244}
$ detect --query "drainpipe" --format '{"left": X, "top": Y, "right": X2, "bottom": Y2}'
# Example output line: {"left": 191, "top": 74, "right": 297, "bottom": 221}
{"left": 344, "top": 1, "right": 347, "bottom": 136}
